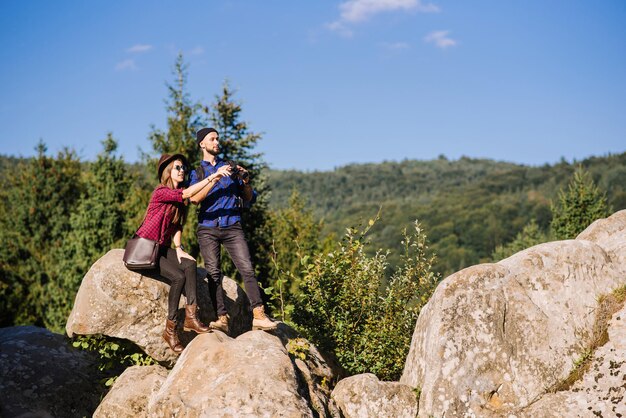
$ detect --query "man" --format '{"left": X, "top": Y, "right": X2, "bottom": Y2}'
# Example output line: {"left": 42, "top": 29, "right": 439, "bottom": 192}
{"left": 189, "top": 127, "right": 276, "bottom": 334}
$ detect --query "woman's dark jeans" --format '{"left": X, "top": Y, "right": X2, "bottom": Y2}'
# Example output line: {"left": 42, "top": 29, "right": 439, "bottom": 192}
{"left": 197, "top": 223, "right": 263, "bottom": 316}
{"left": 144, "top": 246, "right": 198, "bottom": 320}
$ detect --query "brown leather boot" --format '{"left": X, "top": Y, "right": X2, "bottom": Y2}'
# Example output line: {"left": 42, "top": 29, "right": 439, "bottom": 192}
{"left": 183, "top": 304, "right": 210, "bottom": 333}
{"left": 252, "top": 305, "right": 277, "bottom": 331}
{"left": 162, "top": 319, "right": 184, "bottom": 354}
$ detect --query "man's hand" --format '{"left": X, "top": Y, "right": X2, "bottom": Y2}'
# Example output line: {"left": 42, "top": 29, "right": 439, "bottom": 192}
{"left": 176, "top": 247, "right": 195, "bottom": 264}
{"left": 236, "top": 165, "right": 250, "bottom": 184}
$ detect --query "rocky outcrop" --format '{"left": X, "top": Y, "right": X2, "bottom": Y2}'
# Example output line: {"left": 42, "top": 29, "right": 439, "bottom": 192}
{"left": 61, "top": 248, "right": 340, "bottom": 417}
{"left": 66, "top": 249, "right": 251, "bottom": 362}
{"left": 148, "top": 331, "right": 315, "bottom": 417}
{"left": 86, "top": 323, "right": 339, "bottom": 418}
{"left": 0, "top": 326, "right": 104, "bottom": 418}
{"left": 520, "top": 302, "right": 626, "bottom": 418}
{"left": 400, "top": 210, "right": 626, "bottom": 417}
{"left": 331, "top": 373, "right": 418, "bottom": 418}
{"left": 93, "top": 364, "right": 169, "bottom": 418}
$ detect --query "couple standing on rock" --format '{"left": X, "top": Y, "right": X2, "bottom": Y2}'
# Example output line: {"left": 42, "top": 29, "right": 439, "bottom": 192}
{"left": 133, "top": 127, "right": 276, "bottom": 354}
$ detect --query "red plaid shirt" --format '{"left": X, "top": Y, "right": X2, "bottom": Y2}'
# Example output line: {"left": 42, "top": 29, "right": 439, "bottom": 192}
{"left": 136, "top": 185, "right": 184, "bottom": 247}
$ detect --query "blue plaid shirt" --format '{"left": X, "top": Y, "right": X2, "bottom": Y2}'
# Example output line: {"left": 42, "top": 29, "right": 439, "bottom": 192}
{"left": 189, "top": 158, "right": 257, "bottom": 228}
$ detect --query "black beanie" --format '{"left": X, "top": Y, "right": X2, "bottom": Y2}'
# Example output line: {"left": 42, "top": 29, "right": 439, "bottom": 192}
{"left": 196, "top": 128, "right": 218, "bottom": 144}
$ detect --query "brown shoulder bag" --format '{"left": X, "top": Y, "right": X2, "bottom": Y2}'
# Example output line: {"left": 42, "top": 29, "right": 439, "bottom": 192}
{"left": 123, "top": 208, "right": 160, "bottom": 270}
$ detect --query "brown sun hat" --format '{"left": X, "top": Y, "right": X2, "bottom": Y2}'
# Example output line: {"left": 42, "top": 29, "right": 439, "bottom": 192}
{"left": 157, "top": 153, "right": 189, "bottom": 180}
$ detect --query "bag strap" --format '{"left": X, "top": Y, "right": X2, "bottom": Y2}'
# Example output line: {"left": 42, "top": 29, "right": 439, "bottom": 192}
{"left": 133, "top": 200, "right": 166, "bottom": 244}
{"left": 133, "top": 206, "right": 150, "bottom": 238}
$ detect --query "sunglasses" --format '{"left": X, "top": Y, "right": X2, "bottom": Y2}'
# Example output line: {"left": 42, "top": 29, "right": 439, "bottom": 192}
{"left": 174, "top": 165, "right": 187, "bottom": 172}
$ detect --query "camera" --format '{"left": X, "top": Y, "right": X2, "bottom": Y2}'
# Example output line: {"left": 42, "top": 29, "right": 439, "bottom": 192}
{"left": 227, "top": 160, "right": 249, "bottom": 181}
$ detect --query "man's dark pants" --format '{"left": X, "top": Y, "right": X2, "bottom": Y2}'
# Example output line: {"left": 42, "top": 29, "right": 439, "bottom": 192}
{"left": 197, "top": 223, "right": 263, "bottom": 317}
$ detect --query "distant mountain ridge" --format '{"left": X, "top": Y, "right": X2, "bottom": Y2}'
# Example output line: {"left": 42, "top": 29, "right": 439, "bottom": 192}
{"left": 267, "top": 153, "right": 626, "bottom": 275}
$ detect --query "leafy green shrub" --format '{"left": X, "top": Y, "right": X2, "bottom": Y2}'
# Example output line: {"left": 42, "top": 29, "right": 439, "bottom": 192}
{"left": 72, "top": 335, "right": 157, "bottom": 386}
{"left": 286, "top": 337, "right": 311, "bottom": 361}
{"left": 265, "top": 190, "right": 332, "bottom": 322}
{"left": 292, "top": 218, "right": 440, "bottom": 381}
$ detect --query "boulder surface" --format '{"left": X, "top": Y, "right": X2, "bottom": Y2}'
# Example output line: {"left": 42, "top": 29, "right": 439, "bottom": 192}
{"left": 400, "top": 210, "right": 626, "bottom": 417}
{"left": 0, "top": 326, "right": 104, "bottom": 418}
{"left": 331, "top": 373, "right": 418, "bottom": 418}
{"left": 148, "top": 330, "right": 315, "bottom": 417}
{"left": 520, "top": 303, "right": 626, "bottom": 418}
{"left": 94, "top": 364, "right": 169, "bottom": 418}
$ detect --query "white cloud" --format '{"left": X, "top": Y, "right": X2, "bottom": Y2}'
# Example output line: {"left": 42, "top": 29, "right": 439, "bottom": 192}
{"left": 115, "top": 59, "right": 137, "bottom": 71}
{"left": 188, "top": 46, "right": 205, "bottom": 56}
{"left": 339, "top": 0, "right": 439, "bottom": 23}
{"left": 326, "top": 21, "right": 354, "bottom": 38}
{"left": 424, "top": 30, "right": 457, "bottom": 49}
{"left": 126, "top": 44, "right": 153, "bottom": 53}
{"left": 379, "top": 41, "right": 410, "bottom": 50}
{"left": 328, "top": 0, "right": 439, "bottom": 36}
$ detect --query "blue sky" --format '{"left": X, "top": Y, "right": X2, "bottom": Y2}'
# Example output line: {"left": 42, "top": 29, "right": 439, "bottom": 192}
{"left": 1, "top": 0, "right": 625, "bottom": 171}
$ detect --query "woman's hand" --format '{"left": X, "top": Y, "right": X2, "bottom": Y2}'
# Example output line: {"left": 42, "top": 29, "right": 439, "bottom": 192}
{"left": 176, "top": 247, "right": 196, "bottom": 264}
{"left": 212, "top": 165, "right": 231, "bottom": 181}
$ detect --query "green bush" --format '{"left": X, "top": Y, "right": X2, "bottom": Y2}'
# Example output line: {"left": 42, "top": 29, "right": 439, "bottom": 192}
{"left": 72, "top": 335, "right": 157, "bottom": 387}
{"left": 292, "top": 218, "right": 440, "bottom": 381}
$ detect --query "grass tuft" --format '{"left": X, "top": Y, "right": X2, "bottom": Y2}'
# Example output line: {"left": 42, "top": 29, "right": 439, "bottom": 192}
{"left": 550, "top": 285, "right": 626, "bottom": 392}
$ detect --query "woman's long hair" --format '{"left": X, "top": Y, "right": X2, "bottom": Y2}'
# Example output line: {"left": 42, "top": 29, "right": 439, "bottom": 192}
{"left": 160, "top": 159, "right": 188, "bottom": 226}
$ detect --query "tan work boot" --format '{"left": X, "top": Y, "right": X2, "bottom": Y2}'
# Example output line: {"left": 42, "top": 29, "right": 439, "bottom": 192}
{"left": 252, "top": 305, "right": 277, "bottom": 331}
{"left": 183, "top": 304, "right": 210, "bottom": 334}
{"left": 209, "top": 314, "right": 229, "bottom": 334}
{"left": 162, "top": 319, "right": 184, "bottom": 354}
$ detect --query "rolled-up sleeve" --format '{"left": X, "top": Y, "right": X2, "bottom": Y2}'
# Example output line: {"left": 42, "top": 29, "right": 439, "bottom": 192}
{"left": 152, "top": 186, "right": 184, "bottom": 203}
{"left": 238, "top": 179, "right": 257, "bottom": 207}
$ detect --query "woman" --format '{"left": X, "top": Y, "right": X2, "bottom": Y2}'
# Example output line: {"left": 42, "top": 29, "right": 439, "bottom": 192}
{"left": 134, "top": 153, "right": 226, "bottom": 354}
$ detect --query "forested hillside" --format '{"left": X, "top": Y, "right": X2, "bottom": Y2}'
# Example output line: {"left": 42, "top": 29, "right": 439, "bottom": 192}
{"left": 267, "top": 153, "right": 626, "bottom": 275}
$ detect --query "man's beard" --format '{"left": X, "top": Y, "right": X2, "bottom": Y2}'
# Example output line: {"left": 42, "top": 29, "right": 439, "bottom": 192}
{"left": 207, "top": 148, "right": 220, "bottom": 156}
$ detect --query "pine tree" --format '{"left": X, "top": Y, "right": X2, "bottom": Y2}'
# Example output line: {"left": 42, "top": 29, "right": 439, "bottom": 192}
{"left": 551, "top": 166, "right": 610, "bottom": 240}
{"left": 46, "top": 135, "right": 133, "bottom": 331}
{"left": 146, "top": 53, "right": 207, "bottom": 256}
{"left": 208, "top": 81, "right": 273, "bottom": 289}
{"left": 0, "top": 142, "right": 82, "bottom": 326}
{"left": 148, "top": 53, "right": 205, "bottom": 168}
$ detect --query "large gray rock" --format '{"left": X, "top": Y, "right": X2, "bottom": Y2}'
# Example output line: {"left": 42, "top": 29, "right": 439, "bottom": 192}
{"left": 331, "top": 373, "right": 418, "bottom": 418}
{"left": 520, "top": 303, "right": 626, "bottom": 418}
{"left": 148, "top": 330, "right": 315, "bottom": 417}
{"left": 93, "top": 364, "right": 169, "bottom": 418}
{"left": 66, "top": 249, "right": 252, "bottom": 362}
{"left": 274, "top": 323, "right": 343, "bottom": 418}
{"left": 0, "top": 326, "right": 104, "bottom": 418}
{"left": 578, "top": 209, "right": 626, "bottom": 275}
{"left": 401, "top": 210, "right": 626, "bottom": 417}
